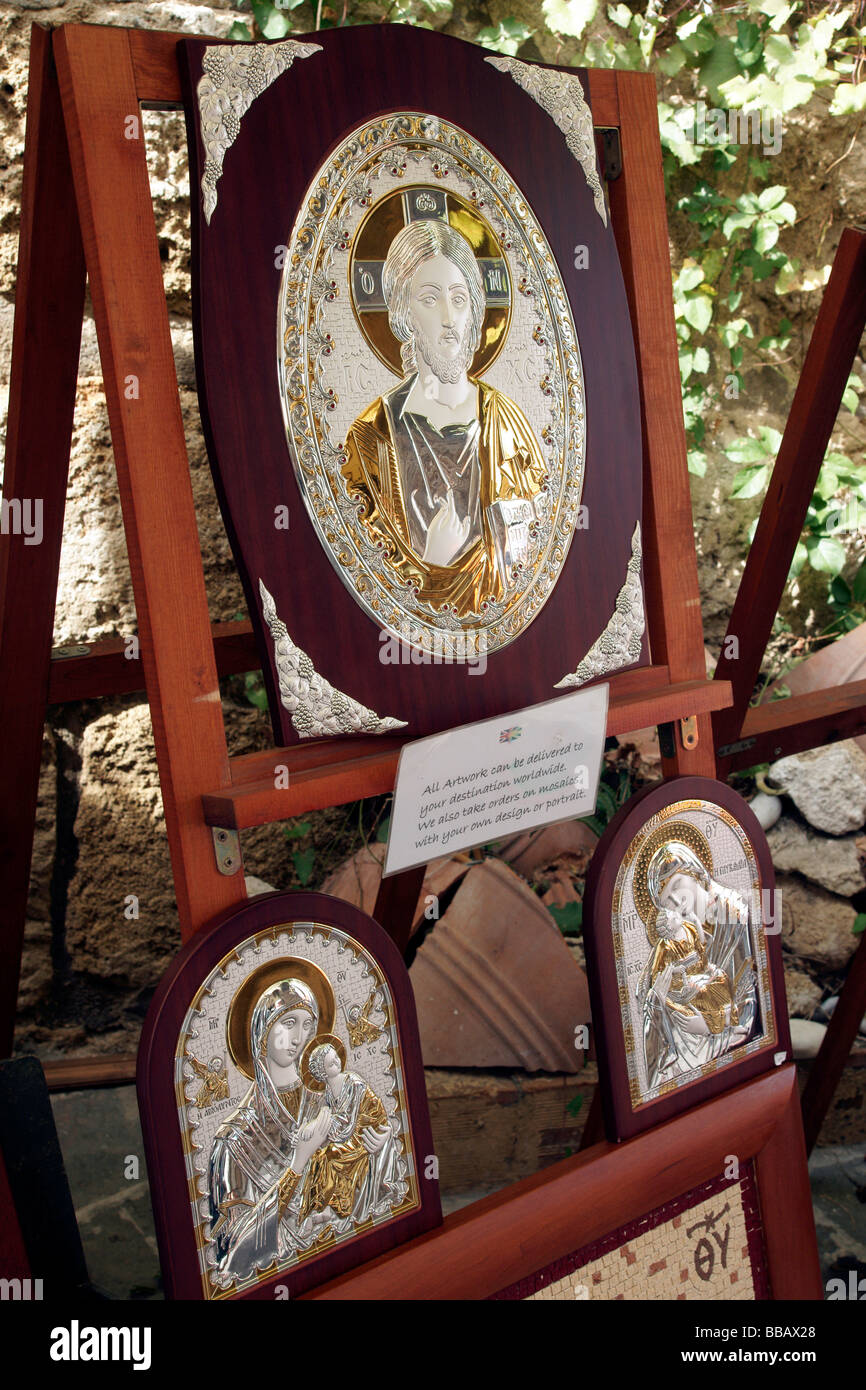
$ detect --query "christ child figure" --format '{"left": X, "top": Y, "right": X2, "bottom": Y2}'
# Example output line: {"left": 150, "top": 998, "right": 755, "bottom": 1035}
{"left": 297, "top": 1040, "right": 395, "bottom": 1231}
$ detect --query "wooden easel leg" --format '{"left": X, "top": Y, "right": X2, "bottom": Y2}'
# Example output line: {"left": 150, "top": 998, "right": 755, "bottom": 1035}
{"left": 53, "top": 25, "right": 244, "bottom": 939}
{"left": 800, "top": 931, "right": 866, "bottom": 1155}
{"left": 0, "top": 27, "right": 86, "bottom": 1056}
{"left": 577, "top": 1088, "right": 606, "bottom": 1151}
{"left": 755, "top": 1067, "right": 823, "bottom": 1299}
{"left": 373, "top": 864, "right": 427, "bottom": 957}
{"left": 714, "top": 228, "right": 866, "bottom": 762}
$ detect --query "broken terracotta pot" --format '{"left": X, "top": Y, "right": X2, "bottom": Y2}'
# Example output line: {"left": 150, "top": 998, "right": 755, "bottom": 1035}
{"left": 321, "top": 841, "right": 470, "bottom": 935}
{"left": 494, "top": 819, "right": 598, "bottom": 878}
{"left": 409, "top": 857, "right": 591, "bottom": 1072}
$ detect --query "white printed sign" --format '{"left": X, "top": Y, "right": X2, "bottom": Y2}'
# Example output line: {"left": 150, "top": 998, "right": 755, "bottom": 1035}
{"left": 383, "top": 685, "right": 609, "bottom": 877}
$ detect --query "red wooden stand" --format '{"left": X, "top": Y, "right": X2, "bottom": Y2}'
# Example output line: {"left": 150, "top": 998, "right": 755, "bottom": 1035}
{"left": 1, "top": 23, "right": 729, "bottom": 1071}
{"left": 0, "top": 20, "right": 825, "bottom": 1302}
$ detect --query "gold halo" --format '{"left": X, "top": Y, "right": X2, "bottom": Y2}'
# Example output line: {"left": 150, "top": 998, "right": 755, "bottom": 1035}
{"left": 226, "top": 955, "right": 336, "bottom": 1081}
{"left": 347, "top": 184, "right": 512, "bottom": 377}
{"left": 299, "top": 1032, "right": 347, "bottom": 1094}
{"left": 632, "top": 820, "right": 714, "bottom": 941}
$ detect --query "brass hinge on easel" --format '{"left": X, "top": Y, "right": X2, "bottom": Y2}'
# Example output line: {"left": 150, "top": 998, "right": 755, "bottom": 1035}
{"left": 212, "top": 827, "right": 241, "bottom": 876}
{"left": 658, "top": 715, "right": 699, "bottom": 758}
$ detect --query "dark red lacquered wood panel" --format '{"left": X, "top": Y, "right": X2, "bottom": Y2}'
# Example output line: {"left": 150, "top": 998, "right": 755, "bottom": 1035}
{"left": 179, "top": 25, "right": 647, "bottom": 744}
{"left": 137, "top": 889, "right": 440, "bottom": 1299}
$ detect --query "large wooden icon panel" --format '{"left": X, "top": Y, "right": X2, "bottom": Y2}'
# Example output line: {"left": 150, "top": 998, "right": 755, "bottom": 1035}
{"left": 179, "top": 27, "right": 646, "bottom": 743}
{"left": 137, "top": 890, "right": 440, "bottom": 1300}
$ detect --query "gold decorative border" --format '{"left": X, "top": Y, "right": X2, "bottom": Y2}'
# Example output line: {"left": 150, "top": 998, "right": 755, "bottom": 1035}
{"left": 278, "top": 113, "right": 586, "bottom": 657}
{"left": 174, "top": 921, "right": 421, "bottom": 1299}
{"left": 608, "top": 800, "right": 777, "bottom": 1111}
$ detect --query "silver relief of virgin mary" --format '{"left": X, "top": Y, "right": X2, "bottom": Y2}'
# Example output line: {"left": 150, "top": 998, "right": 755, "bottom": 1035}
{"left": 176, "top": 926, "right": 418, "bottom": 1298}
{"left": 205, "top": 976, "right": 404, "bottom": 1289}
{"left": 636, "top": 842, "right": 759, "bottom": 1092}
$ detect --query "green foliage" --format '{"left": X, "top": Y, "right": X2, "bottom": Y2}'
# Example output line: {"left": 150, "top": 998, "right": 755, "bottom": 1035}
{"left": 242, "top": 670, "right": 269, "bottom": 712}
{"left": 580, "top": 761, "right": 635, "bottom": 837}
{"left": 548, "top": 899, "right": 583, "bottom": 935}
{"left": 477, "top": 18, "right": 534, "bottom": 55}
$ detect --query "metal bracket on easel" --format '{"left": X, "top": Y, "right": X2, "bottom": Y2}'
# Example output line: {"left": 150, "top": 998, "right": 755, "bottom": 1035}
{"left": 680, "top": 714, "right": 698, "bottom": 751}
{"left": 599, "top": 128, "right": 622, "bottom": 182}
{"left": 212, "top": 827, "right": 241, "bottom": 876}
{"left": 658, "top": 715, "right": 699, "bottom": 758}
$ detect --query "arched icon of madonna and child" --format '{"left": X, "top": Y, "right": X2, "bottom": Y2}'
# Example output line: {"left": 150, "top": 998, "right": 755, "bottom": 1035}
{"left": 631, "top": 823, "right": 760, "bottom": 1093}
{"left": 204, "top": 959, "right": 407, "bottom": 1288}
{"left": 343, "top": 208, "right": 548, "bottom": 617}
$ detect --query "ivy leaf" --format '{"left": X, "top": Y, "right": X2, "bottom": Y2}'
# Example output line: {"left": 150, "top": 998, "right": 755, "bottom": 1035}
{"left": 226, "top": 20, "right": 253, "bottom": 39}
{"left": 830, "top": 83, "right": 866, "bottom": 116}
{"left": 831, "top": 575, "right": 852, "bottom": 608}
{"left": 692, "top": 346, "right": 710, "bottom": 374}
{"left": 688, "top": 450, "right": 707, "bottom": 477}
{"left": 376, "top": 815, "right": 391, "bottom": 844}
{"left": 853, "top": 912, "right": 866, "bottom": 935}
{"left": 842, "top": 372, "right": 863, "bottom": 413}
{"left": 292, "top": 847, "right": 316, "bottom": 886}
{"left": 657, "top": 41, "right": 687, "bottom": 77}
{"left": 788, "top": 541, "right": 808, "bottom": 578}
{"left": 243, "top": 672, "right": 269, "bottom": 712}
{"left": 735, "top": 19, "right": 762, "bottom": 67}
{"left": 725, "top": 435, "right": 770, "bottom": 464}
{"left": 754, "top": 219, "right": 780, "bottom": 253}
{"left": 758, "top": 185, "right": 788, "bottom": 211}
{"left": 677, "top": 265, "right": 704, "bottom": 293}
{"left": 251, "top": 1, "right": 291, "bottom": 39}
{"left": 730, "top": 464, "right": 770, "bottom": 499}
{"left": 284, "top": 819, "right": 311, "bottom": 841}
{"left": 542, "top": 0, "right": 598, "bottom": 37}
{"left": 477, "top": 18, "right": 533, "bottom": 55}
{"left": 699, "top": 38, "right": 742, "bottom": 101}
{"left": 683, "top": 293, "right": 713, "bottom": 333}
{"left": 805, "top": 535, "right": 847, "bottom": 575}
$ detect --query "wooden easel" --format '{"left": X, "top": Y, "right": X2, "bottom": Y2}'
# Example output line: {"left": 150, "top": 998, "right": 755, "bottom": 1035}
{"left": 1, "top": 22, "right": 731, "bottom": 1087}
{"left": 713, "top": 227, "right": 866, "bottom": 1152}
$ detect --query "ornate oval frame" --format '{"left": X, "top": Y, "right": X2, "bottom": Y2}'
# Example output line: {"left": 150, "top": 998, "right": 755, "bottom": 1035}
{"left": 277, "top": 112, "right": 585, "bottom": 657}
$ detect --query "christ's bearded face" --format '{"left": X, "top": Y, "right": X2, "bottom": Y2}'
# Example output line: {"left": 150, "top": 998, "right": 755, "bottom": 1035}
{"left": 408, "top": 253, "right": 474, "bottom": 385}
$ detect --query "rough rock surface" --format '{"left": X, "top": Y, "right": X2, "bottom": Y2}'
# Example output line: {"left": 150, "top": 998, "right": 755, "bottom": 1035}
{"left": 779, "top": 873, "right": 860, "bottom": 971}
{"left": 768, "top": 817, "right": 865, "bottom": 897}
{"left": 782, "top": 963, "right": 822, "bottom": 1020}
{"left": 770, "top": 742, "right": 866, "bottom": 836}
{"left": 790, "top": 1018, "right": 828, "bottom": 1060}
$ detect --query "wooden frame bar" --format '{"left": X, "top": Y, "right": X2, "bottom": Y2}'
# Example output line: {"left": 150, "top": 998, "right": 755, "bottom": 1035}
{"left": 0, "top": 27, "right": 86, "bottom": 1056}
{"left": 53, "top": 23, "right": 244, "bottom": 943}
{"left": 301, "top": 1066, "right": 820, "bottom": 1300}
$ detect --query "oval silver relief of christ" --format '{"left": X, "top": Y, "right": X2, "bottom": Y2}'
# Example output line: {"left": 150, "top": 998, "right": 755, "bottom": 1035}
{"left": 277, "top": 113, "right": 585, "bottom": 657}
